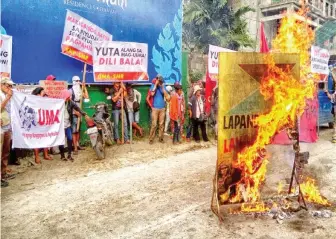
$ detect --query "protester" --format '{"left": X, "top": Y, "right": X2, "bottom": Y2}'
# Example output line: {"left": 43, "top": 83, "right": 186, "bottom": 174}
{"left": 170, "top": 84, "right": 185, "bottom": 144}
{"left": 149, "top": 75, "right": 170, "bottom": 144}
{"left": 164, "top": 85, "right": 173, "bottom": 136}
{"left": 211, "top": 83, "right": 219, "bottom": 139}
{"left": 69, "top": 76, "right": 89, "bottom": 154}
{"left": 31, "top": 87, "right": 52, "bottom": 164}
{"left": 146, "top": 79, "right": 155, "bottom": 127}
{"left": 125, "top": 83, "right": 143, "bottom": 137}
{"left": 110, "top": 82, "right": 129, "bottom": 144}
{"left": 1, "top": 77, "right": 16, "bottom": 187}
{"left": 188, "top": 85, "right": 209, "bottom": 143}
{"left": 325, "top": 89, "right": 336, "bottom": 143}
{"left": 59, "top": 89, "right": 88, "bottom": 161}
{"left": 46, "top": 75, "right": 56, "bottom": 81}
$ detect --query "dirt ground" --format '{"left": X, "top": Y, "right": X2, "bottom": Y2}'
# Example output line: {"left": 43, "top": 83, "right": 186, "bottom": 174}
{"left": 1, "top": 128, "right": 336, "bottom": 239}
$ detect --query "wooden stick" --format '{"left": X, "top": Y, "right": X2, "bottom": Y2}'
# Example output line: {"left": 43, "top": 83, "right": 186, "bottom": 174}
{"left": 121, "top": 82, "right": 124, "bottom": 143}
{"left": 77, "top": 63, "right": 87, "bottom": 131}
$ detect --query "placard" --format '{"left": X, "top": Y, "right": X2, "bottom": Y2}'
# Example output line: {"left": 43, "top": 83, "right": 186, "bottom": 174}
{"left": 93, "top": 41, "right": 148, "bottom": 82}
{"left": 61, "top": 10, "right": 112, "bottom": 65}
{"left": 208, "top": 44, "right": 235, "bottom": 79}
{"left": 311, "top": 46, "right": 330, "bottom": 75}
{"left": 0, "top": 34, "right": 12, "bottom": 78}
{"left": 39, "top": 80, "right": 68, "bottom": 99}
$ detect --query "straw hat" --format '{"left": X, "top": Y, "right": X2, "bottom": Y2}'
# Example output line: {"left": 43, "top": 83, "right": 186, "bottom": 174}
{"left": 193, "top": 85, "right": 202, "bottom": 95}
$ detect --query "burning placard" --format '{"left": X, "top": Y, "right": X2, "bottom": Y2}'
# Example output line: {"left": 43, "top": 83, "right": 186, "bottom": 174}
{"left": 39, "top": 80, "right": 68, "bottom": 99}
{"left": 214, "top": 52, "right": 300, "bottom": 210}
{"left": 92, "top": 41, "right": 148, "bottom": 82}
{"left": 0, "top": 34, "right": 12, "bottom": 78}
{"left": 61, "top": 10, "right": 112, "bottom": 65}
{"left": 311, "top": 45, "right": 330, "bottom": 75}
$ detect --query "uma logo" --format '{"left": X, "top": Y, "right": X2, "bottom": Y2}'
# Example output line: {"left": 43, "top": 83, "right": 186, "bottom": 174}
{"left": 96, "top": 0, "right": 127, "bottom": 9}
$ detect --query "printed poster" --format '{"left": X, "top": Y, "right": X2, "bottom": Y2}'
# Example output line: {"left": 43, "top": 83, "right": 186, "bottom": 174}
{"left": 213, "top": 53, "right": 300, "bottom": 210}
{"left": 93, "top": 41, "right": 149, "bottom": 82}
{"left": 11, "top": 91, "right": 65, "bottom": 149}
{"left": 61, "top": 10, "right": 112, "bottom": 65}
{"left": 0, "top": 34, "right": 12, "bottom": 78}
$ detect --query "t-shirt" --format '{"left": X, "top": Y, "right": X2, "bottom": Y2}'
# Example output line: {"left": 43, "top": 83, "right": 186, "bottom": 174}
{"left": 125, "top": 89, "right": 141, "bottom": 112}
{"left": 110, "top": 87, "right": 124, "bottom": 110}
{"left": 150, "top": 84, "right": 167, "bottom": 109}
{"left": 0, "top": 92, "right": 11, "bottom": 132}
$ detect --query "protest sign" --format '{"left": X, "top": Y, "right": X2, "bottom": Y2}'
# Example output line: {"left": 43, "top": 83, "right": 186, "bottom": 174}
{"left": 11, "top": 91, "right": 65, "bottom": 149}
{"left": 213, "top": 52, "right": 299, "bottom": 209}
{"left": 208, "top": 44, "right": 235, "bottom": 80}
{"left": 311, "top": 46, "right": 330, "bottom": 75}
{"left": 39, "top": 80, "right": 68, "bottom": 99}
{"left": 0, "top": 34, "right": 12, "bottom": 78}
{"left": 61, "top": 10, "right": 112, "bottom": 65}
{"left": 93, "top": 41, "right": 149, "bottom": 82}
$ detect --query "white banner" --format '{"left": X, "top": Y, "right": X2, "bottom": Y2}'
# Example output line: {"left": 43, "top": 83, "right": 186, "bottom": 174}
{"left": 61, "top": 10, "right": 112, "bottom": 65}
{"left": 11, "top": 91, "right": 65, "bottom": 149}
{"left": 311, "top": 45, "right": 330, "bottom": 75}
{"left": 208, "top": 44, "right": 235, "bottom": 76}
{"left": 93, "top": 41, "right": 148, "bottom": 82}
{"left": 0, "top": 34, "right": 12, "bottom": 78}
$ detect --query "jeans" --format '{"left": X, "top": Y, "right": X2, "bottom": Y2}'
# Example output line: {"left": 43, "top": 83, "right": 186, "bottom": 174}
{"left": 112, "top": 109, "right": 129, "bottom": 141}
{"left": 59, "top": 127, "right": 73, "bottom": 158}
{"left": 186, "top": 119, "right": 193, "bottom": 139}
{"left": 149, "top": 108, "right": 165, "bottom": 141}
{"left": 1, "top": 131, "right": 11, "bottom": 178}
{"left": 173, "top": 121, "right": 180, "bottom": 143}
{"left": 333, "top": 114, "right": 336, "bottom": 140}
{"left": 192, "top": 119, "right": 208, "bottom": 142}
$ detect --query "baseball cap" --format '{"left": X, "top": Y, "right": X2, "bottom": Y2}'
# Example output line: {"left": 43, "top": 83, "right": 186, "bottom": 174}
{"left": 156, "top": 74, "right": 164, "bottom": 82}
{"left": 46, "top": 75, "right": 56, "bottom": 81}
{"left": 0, "top": 77, "right": 14, "bottom": 85}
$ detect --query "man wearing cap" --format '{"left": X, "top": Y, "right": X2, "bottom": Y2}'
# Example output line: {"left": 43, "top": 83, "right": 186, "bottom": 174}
{"left": 69, "top": 76, "right": 89, "bottom": 154}
{"left": 1, "top": 77, "right": 16, "bottom": 187}
{"left": 149, "top": 75, "right": 170, "bottom": 144}
{"left": 46, "top": 75, "right": 56, "bottom": 81}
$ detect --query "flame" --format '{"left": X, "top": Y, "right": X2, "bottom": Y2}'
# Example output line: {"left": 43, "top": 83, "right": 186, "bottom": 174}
{"left": 241, "top": 202, "right": 270, "bottom": 213}
{"left": 228, "top": 5, "right": 320, "bottom": 205}
{"left": 301, "top": 177, "right": 331, "bottom": 206}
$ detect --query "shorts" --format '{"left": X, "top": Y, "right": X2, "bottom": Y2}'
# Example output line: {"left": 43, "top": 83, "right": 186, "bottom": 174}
{"left": 72, "top": 116, "right": 79, "bottom": 133}
{"left": 128, "top": 111, "right": 140, "bottom": 124}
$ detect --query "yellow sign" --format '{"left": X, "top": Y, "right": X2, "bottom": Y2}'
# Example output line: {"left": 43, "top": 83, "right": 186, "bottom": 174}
{"left": 212, "top": 52, "right": 300, "bottom": 212}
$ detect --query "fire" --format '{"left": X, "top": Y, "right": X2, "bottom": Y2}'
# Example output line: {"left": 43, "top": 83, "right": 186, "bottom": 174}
{"left": 277, "top": 182, "right": 284, "bottom": 194}
{"left": 301, "top": 177, "right": 331, "bottom": 206}
{"left": 241, "top": 202, "right": 269, "bottom": 213}
{"left": 228, "top": 4, "right": 321, "bottom": 206}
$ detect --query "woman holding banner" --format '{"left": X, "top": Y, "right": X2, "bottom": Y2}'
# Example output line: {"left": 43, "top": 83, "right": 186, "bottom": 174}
{"left": 31, "top": 87, "right": 52, "bottom": 164}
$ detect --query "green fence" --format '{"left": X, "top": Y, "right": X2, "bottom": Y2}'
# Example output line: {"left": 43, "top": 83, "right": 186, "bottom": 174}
{"left": 80, "top": 51, "right": 189, "bottom": 145}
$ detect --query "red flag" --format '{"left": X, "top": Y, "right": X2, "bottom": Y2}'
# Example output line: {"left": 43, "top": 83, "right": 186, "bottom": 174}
{"left": 260, "top": 22, "right": 269, "bottom": 53}
{"left": 205, "top": 71, "right": 216, "bottom": 115}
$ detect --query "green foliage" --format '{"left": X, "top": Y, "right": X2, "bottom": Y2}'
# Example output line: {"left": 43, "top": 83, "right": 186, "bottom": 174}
{"left": 183, "top": 0, "right": 255, "bottom": 52}
{"left": 189, "top": 70, "right": 204, "bottom": 83}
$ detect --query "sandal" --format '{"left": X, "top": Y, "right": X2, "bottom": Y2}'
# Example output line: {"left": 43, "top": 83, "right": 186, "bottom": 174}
{"left": 1, "top": 179, "right": 9, "bottom": 188}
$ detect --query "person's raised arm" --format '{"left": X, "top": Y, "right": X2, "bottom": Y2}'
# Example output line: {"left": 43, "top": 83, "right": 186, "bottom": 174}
{"left": 151, "top": 81, "right": 158, "bottom": 96}
{"left": 1, "top": 87, "right": 12, "bottom": 110}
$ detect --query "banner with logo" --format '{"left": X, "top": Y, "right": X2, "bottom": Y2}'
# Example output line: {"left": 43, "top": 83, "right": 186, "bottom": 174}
{"left": 311, "top": 46, "right": 330, "bottom": 75}
{"left": 0, "top": 34, "right": 12, "bottom": 78}
{"left": 11, "top": 91, "right": 65, "bottom": 149}
{"left": 39, "top": 80, "right": 68, "bottom": 99}
{"left": 61, "top": 10, "right": 112, "bottom": 65}
{"left": 93, "top": 41, "right": 149, "bottom": 82}
{"left": 208, "top": 44, "right": 235, "bottom": 80}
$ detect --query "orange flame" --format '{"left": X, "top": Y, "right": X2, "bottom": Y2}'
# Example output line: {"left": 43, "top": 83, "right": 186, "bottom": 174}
{"left": 301, "top": 177, "right": 331, "bottom": 206}
{"left": 241, "top": 202, "right": 270, "bottom": 213}
{"left": 229, "top": 5, "right": 320, "bottom": 205}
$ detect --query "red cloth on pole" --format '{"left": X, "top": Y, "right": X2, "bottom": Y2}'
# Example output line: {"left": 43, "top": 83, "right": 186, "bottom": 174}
{"left": 260, "top": 22, "right": 269, "bottom": 53}
{"left": 205, "top": 71, "right": 216, "bottom": 115}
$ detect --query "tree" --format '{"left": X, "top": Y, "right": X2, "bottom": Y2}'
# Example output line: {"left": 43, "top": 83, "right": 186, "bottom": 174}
{"left": 183, "top": 0, "right": 255, "bottom": 82}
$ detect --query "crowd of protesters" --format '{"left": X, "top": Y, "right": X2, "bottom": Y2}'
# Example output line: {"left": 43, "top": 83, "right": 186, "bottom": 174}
{"left": 0, "top": 74, "right": 212, "bottom": 188}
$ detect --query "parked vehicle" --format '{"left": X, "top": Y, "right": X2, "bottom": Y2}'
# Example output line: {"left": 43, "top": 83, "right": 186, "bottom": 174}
{"left": 85, "top": 102, "right": 114, "bottom": 159}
